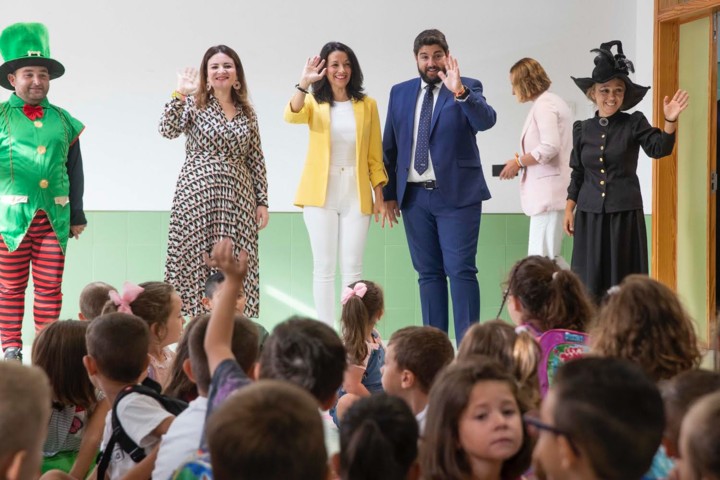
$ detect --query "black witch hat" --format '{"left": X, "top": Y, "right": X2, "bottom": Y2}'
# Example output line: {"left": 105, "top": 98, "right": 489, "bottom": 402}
{"left": 572, "top": 40, "right": 649, "bottom": 111}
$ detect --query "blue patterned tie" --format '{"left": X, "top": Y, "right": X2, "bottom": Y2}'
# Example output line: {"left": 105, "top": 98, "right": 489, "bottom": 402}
{"left": 414, "top": 84, "right": 434, "bottom": 175}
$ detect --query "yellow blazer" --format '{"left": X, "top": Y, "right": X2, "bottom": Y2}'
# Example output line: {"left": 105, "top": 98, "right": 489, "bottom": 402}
{"left": 284, "top": 94, "right": 388, "bottom": 214}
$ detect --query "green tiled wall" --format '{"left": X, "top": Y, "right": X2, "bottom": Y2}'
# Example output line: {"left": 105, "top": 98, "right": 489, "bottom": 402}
{"left": 17, "top": 212, "right": 651, "bottom": 346}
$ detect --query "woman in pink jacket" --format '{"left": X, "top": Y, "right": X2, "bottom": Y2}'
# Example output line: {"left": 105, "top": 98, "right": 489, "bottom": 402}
{"left": 500, "top": 58, "right": 572, "bottom": 268}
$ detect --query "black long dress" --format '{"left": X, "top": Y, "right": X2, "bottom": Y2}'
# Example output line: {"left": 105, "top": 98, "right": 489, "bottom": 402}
{"left": 568, "top": 110, "right": 675, "bottom": 301}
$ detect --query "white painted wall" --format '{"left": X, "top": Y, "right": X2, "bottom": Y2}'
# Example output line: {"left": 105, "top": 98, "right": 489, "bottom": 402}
{"left": 2, "top": 0, "right": 652, "bottom": 212}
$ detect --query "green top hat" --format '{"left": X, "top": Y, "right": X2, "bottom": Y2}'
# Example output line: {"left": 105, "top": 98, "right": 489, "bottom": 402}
{"left": 0, "top": 23, "right": 65, "bottom": 91}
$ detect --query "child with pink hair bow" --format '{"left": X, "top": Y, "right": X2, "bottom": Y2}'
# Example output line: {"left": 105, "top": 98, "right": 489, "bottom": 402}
{"left": 330, "top": 280, "right": 385, "bottom": 426}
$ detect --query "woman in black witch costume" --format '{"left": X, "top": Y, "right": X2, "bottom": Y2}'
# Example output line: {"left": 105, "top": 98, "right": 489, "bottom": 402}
{"left": 563, "top": 40, "right": 689, "bottom": 301}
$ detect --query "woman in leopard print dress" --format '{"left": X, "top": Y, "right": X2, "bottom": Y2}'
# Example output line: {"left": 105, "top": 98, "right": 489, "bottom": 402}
{"left": 159, "top": 45, "right": 268, "bottom": 318}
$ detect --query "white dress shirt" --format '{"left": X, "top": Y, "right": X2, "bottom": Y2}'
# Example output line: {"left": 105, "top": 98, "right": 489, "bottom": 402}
{"left": 408, "top": 81, "right": 441, "bottom": 183}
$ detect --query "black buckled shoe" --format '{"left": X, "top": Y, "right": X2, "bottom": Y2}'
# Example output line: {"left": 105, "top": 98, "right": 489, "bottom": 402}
{"left": 3, "top": 347, "right": 22, "bottom": 362}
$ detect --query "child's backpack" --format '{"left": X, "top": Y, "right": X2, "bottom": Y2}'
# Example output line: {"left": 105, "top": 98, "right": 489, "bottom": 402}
{"left": 97, "top": 377, "right": 187, "bottom": 479}
{"left": 536, "top": 329, "right": 590, "bottom": 397}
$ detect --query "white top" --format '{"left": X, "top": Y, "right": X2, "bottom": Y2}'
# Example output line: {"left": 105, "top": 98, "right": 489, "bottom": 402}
{"left": 100, "top": 392, "right": 174, "bottom": 480}
{"left": 330, "top": 100, "right": 357, "bottom": 167}
{"left": 416, "top": 405, "right": 428, "bottom": 436}
{"left": 152, "top": 396, "right": 208, "bottom": 480}
{"left": 408, "top": 81, "right": 441, "bottom": 182}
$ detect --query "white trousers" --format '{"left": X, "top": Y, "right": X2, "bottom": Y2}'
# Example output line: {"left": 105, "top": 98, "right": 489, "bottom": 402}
{"left": 303, "top": 166, "right": 371, "bottom": 327}
{"left": 528, "top": 210, "right": 570, "bottom": 270}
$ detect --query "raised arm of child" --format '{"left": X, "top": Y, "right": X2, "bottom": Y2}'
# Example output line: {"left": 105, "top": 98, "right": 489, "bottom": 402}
{"left": 68, "top": 398, "right": 111, "bottom": 480}
{"left": 203, "top": 239, "right": 249, "bottom": 377}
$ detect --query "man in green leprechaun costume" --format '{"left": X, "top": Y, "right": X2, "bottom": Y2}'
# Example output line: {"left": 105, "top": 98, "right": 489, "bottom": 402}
{"left": 0, "top": 23, "right": 86, "bottom": 361}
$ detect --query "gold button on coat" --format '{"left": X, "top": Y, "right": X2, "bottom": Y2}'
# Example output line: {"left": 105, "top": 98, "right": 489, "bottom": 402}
{"left": 600, "top": 158, "right": 603, "bottom": 162}
{"left": 602, "top": 193, "right": 606, "bottom": 197}
{"left": 601, "top": 146, "right": 604, "bottom": 150}
{"left": 34, "top": 121, "right": 43, "bottom": 128}
{"left": 39, "top": 180, "right": 49, "bottom": 189}
{"left": 602, "top": 134, "right": 606, "bottom": 138}
{"left": 37, "top": 146, "right": 46, "bottom": 154}
{"left": 600, "top": 181, "right": 605, "bottom": 185}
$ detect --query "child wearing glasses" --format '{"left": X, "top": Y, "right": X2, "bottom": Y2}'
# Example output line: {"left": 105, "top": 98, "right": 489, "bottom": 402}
{"left": 529, "top": 357, "right": 664, "bottom": 480}
{"left": 421, "top": 357, "right": 534, "bottom": 480}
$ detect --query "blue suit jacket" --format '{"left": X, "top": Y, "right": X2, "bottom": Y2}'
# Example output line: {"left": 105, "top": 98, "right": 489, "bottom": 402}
{"left": 382, "top": 77, "right": 495, "bottom": 208}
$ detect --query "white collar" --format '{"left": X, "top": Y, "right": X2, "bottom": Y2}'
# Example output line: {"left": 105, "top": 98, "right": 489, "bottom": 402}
{"left": 415, "top": 404, "right": 429, "bottom": 421}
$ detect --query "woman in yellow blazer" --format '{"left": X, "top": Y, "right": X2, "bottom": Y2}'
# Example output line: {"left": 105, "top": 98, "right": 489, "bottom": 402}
{"left": 285, "top": 42, "right": 388, "bottom": 327}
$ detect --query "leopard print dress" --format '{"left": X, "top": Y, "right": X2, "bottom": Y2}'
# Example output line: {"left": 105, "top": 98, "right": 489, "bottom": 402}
{"left": 159, "top": 95, "right": 268, "bottom": 317}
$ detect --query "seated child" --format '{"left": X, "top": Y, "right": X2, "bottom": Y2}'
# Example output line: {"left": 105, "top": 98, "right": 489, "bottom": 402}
{"left": 332, "top": 280, "right": 385, "bottom": 425}
{"left": 33, "top": 321, "right": 109, "bottom": 479}
{"left": 591, "top": 275, "right": 702, "bottom": 382}
{"left": 501, "top": 256, "right": 594, "bottom": 334}
{"left": 202, "top": 271, "right": 269, "bottom": 353}
{"left": 422, "top": 357, "right": 533, "bottom": 480}
{"left": 659, "top": 369, "right": 720, "bottom": 459}
{"left": 152, "top": 314, "right": 259, "bottom": 480}
{"left": 0, "top": 362, "right": 52, "bottom": 480}
{"left": 457, "top": 320, "right": 542, "bottom": 408}
{"left": 163, "top": 318, "right": 200, "bottom": 402}
{"left": 206, "top": 381, "right": 329, "bottom": 480}
{"left": 381, "top": 326, "right": 455, "bottom": 434}
{"left": 85, "top": 313, "right": 176, "bottom": 480}
{"left": 334, "top": 393, "right": 420, "bottom": 480}
{"left": 677, "top": 391, "right": 720, "bottom": 480}
{"left": 173, "top": 240, "right": 346, "bottom": 478}
{"left": 530, "top": 357, "right": 664, "bottom": 480}
{"left": 78, "top": 282, "right": 116, "bottom": 321}
{"left": 103, "top": 282, "right": 186, "bottom": 387}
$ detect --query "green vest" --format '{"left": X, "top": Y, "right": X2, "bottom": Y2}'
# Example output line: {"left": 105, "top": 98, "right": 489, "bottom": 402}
{"left": 0, "top": 94, "right": 83, "bottom": 253}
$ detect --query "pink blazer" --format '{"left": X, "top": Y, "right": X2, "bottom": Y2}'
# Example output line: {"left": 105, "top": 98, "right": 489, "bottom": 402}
{"left": 519, "top": 91, "right": 573, "bottom": 216}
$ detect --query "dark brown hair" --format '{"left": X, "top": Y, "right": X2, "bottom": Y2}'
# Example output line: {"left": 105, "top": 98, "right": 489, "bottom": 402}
{"left": 312, "top": 42, "right": 365, "bottom": 106}
{"left": 163, "top": 316, "right": 200, "bottom": 401}
{"left": 509, "top": 58, "right": 552, "bottom": 102}
{"left": 684, "top": 391, "right": 720, "bottom": 480}
{"left": 86, "top": 313, "right": 149, "bottom": 384}
{"left": 207, "top": 380, "right": 327, "bottom": 480}
{"left": 102, "top": 282, "right": 176, "bottom": 342}
{"left": 259, "top": 317, "right": 346, "bottom": 404}
{"left": 413, "top": 29, "right": 449, "bottom": 56}
{"left": 388, "top": 326, "right": 454, "bottom": 394}
{"left": 32, "top": 320, "right": 96, "bottom": 410}
{"left": 339, "top": 393, "right": 418, "bottom": 480}
{"left": 457, "top": 320, "right": 542, "bottom": 408}
{"left": 553, "top": 357, "right": 665, "bottom": 480}
{"left": 421, "top": 358, "right": 534, "bottom": 480}
{"left": 591, "top": 275, "right": 702, "bottom": 382}
{"left": 79, "top": 282, "right": 116, "bottom": 321}
{"left": 501, "top": 256, "right": 594, "bottom": 333}
{"left": 341, "top": 281, "right": 384, "bottom": 366}
{"left": 188, "top": 313, "right": 259, "bottom": 394}
{"left": 659, "top": 369, "right": 720, "bottom": 449}
{"left": 194, "top": 45, "right": 253, "bottom": 116}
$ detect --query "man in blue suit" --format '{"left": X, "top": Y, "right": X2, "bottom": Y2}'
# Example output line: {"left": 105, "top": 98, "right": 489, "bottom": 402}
{"left": 383, "top": 29, "right": 495, "bottom": 344}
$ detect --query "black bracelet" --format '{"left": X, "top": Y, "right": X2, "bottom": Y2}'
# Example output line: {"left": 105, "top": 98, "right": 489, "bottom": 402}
{"left": 665, "top": 117, "right": 676, "bottom": 123}
{"left": 295, "top": 84, "right": 310, "bottom": 95}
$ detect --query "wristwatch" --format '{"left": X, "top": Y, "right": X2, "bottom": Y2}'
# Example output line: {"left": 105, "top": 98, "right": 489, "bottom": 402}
{"left": 455, "top": 85, "right": 470, "bottom": 102}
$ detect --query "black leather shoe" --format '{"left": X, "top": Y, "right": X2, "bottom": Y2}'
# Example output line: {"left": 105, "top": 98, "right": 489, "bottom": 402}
{"left": 3, "top": 347, "right": 22, "bottom": 362}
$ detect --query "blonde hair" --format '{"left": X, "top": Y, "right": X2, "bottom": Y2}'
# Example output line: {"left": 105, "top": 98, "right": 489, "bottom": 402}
{"left": 0, "top": 363, "right": 51, "bottom": 458}
{"left": 510, "top": 58, "right": 551, "bottom": 102}
{"left": 457, "top": 320, "right": 542, "bottom": 408}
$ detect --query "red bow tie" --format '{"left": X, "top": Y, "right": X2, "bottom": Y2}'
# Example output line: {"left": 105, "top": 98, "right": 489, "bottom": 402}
{"left": 23, "top": 104, "right": 44, "bottom": 121}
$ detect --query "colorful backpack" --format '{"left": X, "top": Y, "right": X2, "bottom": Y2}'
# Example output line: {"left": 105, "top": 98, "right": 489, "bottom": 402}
{"left": 535, "top": 328, "right": 590, "bottom": 396}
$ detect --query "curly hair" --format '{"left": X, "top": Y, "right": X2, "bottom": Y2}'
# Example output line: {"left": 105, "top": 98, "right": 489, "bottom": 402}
{"left": 591, "top": 275, "right": 702, "bottom": 382}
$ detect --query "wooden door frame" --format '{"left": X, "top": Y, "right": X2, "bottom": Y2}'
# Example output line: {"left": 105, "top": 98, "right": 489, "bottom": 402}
{"left": 653, "top": 0, "right": 720, "bottom": 345}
